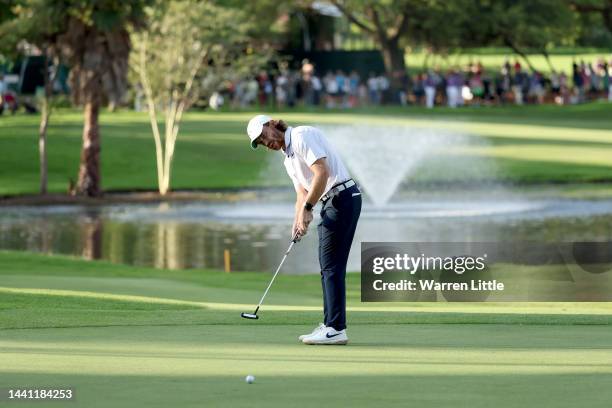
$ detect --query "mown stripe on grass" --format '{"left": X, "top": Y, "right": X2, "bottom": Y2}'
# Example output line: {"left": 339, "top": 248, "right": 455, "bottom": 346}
{"left": 3, "top": 287, "right": 612, "bottom": 318}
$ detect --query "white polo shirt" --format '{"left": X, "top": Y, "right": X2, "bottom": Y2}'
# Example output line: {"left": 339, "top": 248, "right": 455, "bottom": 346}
{"left": 282, "top": 126, "right": 351, "bottom": 195}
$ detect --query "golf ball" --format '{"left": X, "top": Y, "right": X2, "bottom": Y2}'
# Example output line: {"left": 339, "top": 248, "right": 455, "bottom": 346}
{"left": 245, "top": 375, "right": 255, "bottom": 384}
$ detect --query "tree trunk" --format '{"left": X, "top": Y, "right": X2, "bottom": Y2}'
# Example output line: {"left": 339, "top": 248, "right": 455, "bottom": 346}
{"left": 39, "top": 53, "right": 51, "bottom": 195}
{"left": 38, "top": 102, "right": 49, "bottom": 195}
{"left": 542, "top": 50, "right": 555, "bottom": 72}
{"left": 379, "top": 37, "right": 407, "bottom": 101}
{"left": 505, "top": 39, "right": 536, "bottom": 72}
{"left": 160, "top": 118, "right": 179, "bottom": 196}
{"left": 380, "top": 37, "right": 406, "bottom": 77}
{"left": 76, "top": 98, "right": 102, "bottom": 197}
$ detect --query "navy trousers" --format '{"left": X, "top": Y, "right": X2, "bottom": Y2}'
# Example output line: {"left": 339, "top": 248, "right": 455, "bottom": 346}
{"left": 317, "top": 184, "right": 362, "bottom": 331}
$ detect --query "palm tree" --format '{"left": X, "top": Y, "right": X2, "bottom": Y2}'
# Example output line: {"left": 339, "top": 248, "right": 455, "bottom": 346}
{"left": 55, "top": 2, "right": 149, "bottom": 196}
{"left": 2, "top": 0, "right": 149, "bottom": 197}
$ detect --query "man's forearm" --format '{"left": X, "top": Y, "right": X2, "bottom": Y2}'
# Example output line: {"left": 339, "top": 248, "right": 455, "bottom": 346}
{"left": 305, "top": 172, "right": 328, "bottom": 206}
{"left": 294, "top": 199, "right": 304, "bottom": 218}
{"left": 294, "top": 192, "right": 307, "bottom": 219}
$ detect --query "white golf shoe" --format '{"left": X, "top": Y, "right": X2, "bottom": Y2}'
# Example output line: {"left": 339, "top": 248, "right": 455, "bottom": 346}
{"left": 302, "top": 326, "right": 348, "bottom": 345}
{"left": 298, "top": 323, "right": 326, "bottom": 341}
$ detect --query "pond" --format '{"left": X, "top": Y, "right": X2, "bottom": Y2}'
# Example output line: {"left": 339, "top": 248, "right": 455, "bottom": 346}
{"left": 1, "top": 188, "right": 612, "bottom": 274}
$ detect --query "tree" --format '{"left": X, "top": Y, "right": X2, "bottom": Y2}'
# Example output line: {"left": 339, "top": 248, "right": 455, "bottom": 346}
{"left": 569, "top": 0, "right": 612, "bottom": 47}
{"left": 56, "top": 1, "right": 150, "bottom": 197}
{"left": 456, "top": 0, "right": 577, "bottom": 71}
{"left": 395, "top": 1, "right": 474, "bottom": 65}
{"left": 570, "top": 0, "right": 612, "bottom": 32}
{"left": 328, "top": 1, "right": 471, "bottom": 92}
{"left": 2, "top": 0, "right": 151, "bottom": 197}
{"left": 130, "top": 0, "right": 270, "bottom": 195}
{"left": 0, "top": 0, "right": 59, "bottom": 194}
{"left": 329, "top": 0, "right": 412, "bottom": 82}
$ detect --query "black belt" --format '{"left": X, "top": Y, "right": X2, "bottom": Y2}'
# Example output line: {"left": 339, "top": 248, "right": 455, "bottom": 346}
{"left": 320, "top": 179, "right": 356, "bottom": 202}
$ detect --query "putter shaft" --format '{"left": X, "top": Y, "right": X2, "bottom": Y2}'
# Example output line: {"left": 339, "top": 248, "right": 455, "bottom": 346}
{"left": 255, "top": 240, "right": 296, "bottom": 307}
{"left": 242, "top": 235, "right": 298, "bottom": 319}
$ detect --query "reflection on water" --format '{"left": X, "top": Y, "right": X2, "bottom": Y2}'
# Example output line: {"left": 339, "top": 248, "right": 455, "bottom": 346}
{"left": 1, "top": 196, "right": 612, "bottom": 274}
{"left": 0, "top": 205, "right": 292, "bottom": 272}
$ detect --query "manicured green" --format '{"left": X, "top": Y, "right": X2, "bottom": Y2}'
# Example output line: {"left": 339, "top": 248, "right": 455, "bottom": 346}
{"left": 1, "top": 250, "right": 611, "bottom": 407}
{"left": 405, "top": 48, "right": 611, "bottom": 75}
{"left": 1, "top": 103, "right": 612, "bottom": 196}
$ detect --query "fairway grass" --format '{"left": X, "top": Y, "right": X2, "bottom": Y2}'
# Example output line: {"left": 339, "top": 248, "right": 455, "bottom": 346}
{"left": 2, "top": 325, "right": 611, "bottom": 408}
{"left": 1, "top": 251, "right": 612, "bottom": 407}
{"left": 405, "top": 48, "right": 611, "bottom": 76}
{"left": 1, "top": 103, "right": 612, "bottom": 196}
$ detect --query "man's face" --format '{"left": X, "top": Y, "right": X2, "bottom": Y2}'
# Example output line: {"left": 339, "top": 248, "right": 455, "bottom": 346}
{"left": 254, "top": 125, "right": 282, "bottom": 151}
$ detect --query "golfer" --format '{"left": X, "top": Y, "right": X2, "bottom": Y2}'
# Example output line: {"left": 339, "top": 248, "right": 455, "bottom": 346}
{"left": 247, "top": 115, "right": 361, "bottom": 345}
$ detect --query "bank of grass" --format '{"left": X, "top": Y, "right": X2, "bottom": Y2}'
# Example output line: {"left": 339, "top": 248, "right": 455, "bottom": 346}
{"left": 1, "top": 249, "right": 612, "bottom": 328}
{"left": 1, "top": 103, "right": 612, "bottom": 196}
{"left": 1, "top": 250, "right": 612, "bottom": 407}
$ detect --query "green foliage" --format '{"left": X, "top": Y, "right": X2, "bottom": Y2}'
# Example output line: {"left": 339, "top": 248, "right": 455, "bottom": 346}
{"left": 0, "top": 0, "right": 152, "bottom": 105}
{"left": 0, "top": 0, "right": 17, "bottom": 23}
{"left": 0, "top": 0, "right": 151, "bottom": 51}
{"left": 217, "top": 0, "right": 297, "bottom": 42}
{"left": 402, "top": 1, "right": 472, "bottom": 51}
{"left": 331, "top": 0, "right": 603, "bottom": 57}
{"left": 572, "top": 0, "right": 612, "bottom": 47}
{"left": 52, "top": 0, "right": 150, "bottom": 29}
{"left": 130, "top": 0, "right": 271, "bottom": 110}
{"left": 0, "top": 1, "right": 51, "bottom": 58}
{"left": 460, "top": 0, "right": 577, "bottom": 51}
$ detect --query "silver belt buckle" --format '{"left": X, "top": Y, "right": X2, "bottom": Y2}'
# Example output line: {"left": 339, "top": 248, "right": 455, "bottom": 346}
{"left": 322, "top": 179, "right": 352, "bottom": 202}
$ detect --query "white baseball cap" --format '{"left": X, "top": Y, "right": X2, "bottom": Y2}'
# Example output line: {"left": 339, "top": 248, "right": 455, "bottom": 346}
{"left": 246, "top": 114, "right": 272, "bottom": 149}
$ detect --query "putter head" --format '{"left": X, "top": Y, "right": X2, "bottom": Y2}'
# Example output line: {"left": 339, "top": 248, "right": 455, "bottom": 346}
{"left": 241, "top": 312, "right": 259, "bottom": 320}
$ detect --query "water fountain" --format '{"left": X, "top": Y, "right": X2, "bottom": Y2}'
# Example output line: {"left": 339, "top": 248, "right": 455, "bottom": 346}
{"left": 323, "top": 124, "right": 460, "bottom": 206}
{"left": 321, "top": 123, "right": 544, "bottom": 219}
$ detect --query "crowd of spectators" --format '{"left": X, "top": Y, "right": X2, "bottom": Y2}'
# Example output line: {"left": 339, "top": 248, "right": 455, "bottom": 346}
{"left": 2, "top": 57, "right": 611, "bottom": 115}
{"left": 209, "top": 57, "right": 612, "bottom": 110}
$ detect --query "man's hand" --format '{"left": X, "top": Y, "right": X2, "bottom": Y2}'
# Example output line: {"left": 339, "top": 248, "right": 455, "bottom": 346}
{"left": 291, "top": 219, "right": 301, "bottom": 241}
{"left": 295, "top": 207, "right": 313, "bottom": 238}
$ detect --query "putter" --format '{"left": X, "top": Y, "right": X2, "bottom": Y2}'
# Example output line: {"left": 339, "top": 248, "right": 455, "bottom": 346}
{"left": 241, "top": 234, "right": 300, "bottom": 320}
